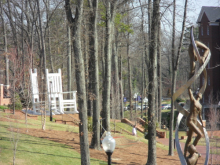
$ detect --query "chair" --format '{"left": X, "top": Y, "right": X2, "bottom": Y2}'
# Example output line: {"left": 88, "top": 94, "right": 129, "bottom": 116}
{"left": 30, "top": 69, "right": 44, "bottom": 113}
{"left": 46, "top": 69, "right": 78, "bottom": 114}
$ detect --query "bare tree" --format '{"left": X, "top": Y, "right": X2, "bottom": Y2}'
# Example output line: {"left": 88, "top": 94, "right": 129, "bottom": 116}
{"left": 126, "top": 4, "right": 133, "bottom": 121}
{"left": 169, "top": 0, "right": 188, "bottom": 156}
{"left": 45, "top": 0, "right": 54, "bottom": 73}
{"left": 102, "top": 0, "right": 115, "bottom": 132}
{"left": 65, "top": 0, "right": 90, "bottom": 164}
{"left": 9, "top": 122, "right": 20, "bottom": 165}
{"left": 157, "top": 17, "right": 162, "bottom": 127}
{"left": 0, "top": 0, "right": 9, "bottom": 85}
{"left": 207, "top": 92, "right": 220, "bottom": 138}
{"left": 139, "top": 0, "right": 147, "bottom": 118}
{"left": 87, "top": 0, "right": 101, "bottom": 150}
{"left": 146, "top": 0, "right": 160, "bottom": 164}
{"left": 36, "top": 0, "right": 47, "bottom": 130}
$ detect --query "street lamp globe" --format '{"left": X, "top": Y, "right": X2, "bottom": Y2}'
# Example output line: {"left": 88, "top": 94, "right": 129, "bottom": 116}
{"left": 143, "top": 97, "right": 148, "bottom": 116}
{"left": 102, "top": 132, "right": 116, "bottom": 165}
{"left": 133, "top": 93, "right": 137, "bottom": 99}
{"left": 143, "top": 97, "right": 148, "bottom": 103}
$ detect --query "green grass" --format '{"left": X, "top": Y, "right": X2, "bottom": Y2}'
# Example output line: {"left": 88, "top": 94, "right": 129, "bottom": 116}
{"left": 0, "top": 105, "right": 8, "bottom": 109}
{"left": 0, "top": 114, "right": 105, "bottom": 165}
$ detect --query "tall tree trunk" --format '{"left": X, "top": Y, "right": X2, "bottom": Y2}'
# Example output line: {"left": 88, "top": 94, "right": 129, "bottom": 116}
{"left": 37, "top": 0, "right": 47, "bottom": 130}
{"left": 169, "top": 0, "right": 188, "bottom": 156}
{"left": 112, "top": 29, "right": 120, "bottom": 119}
{"left": 102, "top": 1, "right": 113, "bottom": 132}
{"left": 157, "top": 19, "right": 162, "bottom": 127}
{"left": 89, "top": 0, "right": 101, "bottom": 150}
{"left": 21, "top": 0, "right": 25, "bottom": 83}
{"left": 67, "top": 25, "right": 72, "bottom": 99}
{"left": 5, "top": 0, "right": 18, "bottom": 54}
{"left": 65, "top": 0, "right": 90, "bottom": 164}
{"left": 0, "top": 1, "right": 9, "bottom": 85}
{"left": 140, "top": 0, "right": 148, "bottom": 118}
{"left": 139, "top": 0, "right": 145, "bottom": 118}
{"left": 148, "top": 0, "right": 152, "bottom": 42}
{"left": 48, "top": 26, "right": 54, "bottom": 72}
{"left": 169, "top": 0, "right": 176, "bottom": 156}
{"left": 146, "top": 0, "right": 160, "bottom": 164}
{"left": 126, "top": 7, "right": 133, "bottom": 121}
{"left": 84, "top": 21, "right": 90, "bottom": 116}
{"left": 119, "top": 47, "right": 124, "bottom": 119}
{"left": 101, "top": 28, "right": 105, "bottom": 82}
{"left": 46, "top": 0, "right": 54, "bottom": 73}
{"left": 127, "top": 33, "right": 133, "bottom": 120}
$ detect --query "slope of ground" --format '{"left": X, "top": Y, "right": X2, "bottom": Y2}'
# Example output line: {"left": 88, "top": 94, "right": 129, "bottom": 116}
{"left": 0, "top": 110, "right": 213, "bottom": 164}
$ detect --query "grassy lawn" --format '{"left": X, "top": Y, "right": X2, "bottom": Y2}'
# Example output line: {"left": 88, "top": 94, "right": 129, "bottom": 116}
{"left": 0, "top": 112, "right": 105, "bottom": 165}
{"left": 0, "top": 108, "right": 196, "bottom": 164}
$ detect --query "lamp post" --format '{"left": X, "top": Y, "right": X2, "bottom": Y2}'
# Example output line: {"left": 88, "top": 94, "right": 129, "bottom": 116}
{"left": 143, "top": 97, "right": 148, "bottom": 116}
{"left": 102, "top": 132, "right": 116, "bottom": 165}
{"left": 133, "top": 93, "right": 137, "bottom": 113}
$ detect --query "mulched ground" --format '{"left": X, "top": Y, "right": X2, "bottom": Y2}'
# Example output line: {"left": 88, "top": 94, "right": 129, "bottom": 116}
{"left": 1, "top": 110, "right": 217, "bottom": 164}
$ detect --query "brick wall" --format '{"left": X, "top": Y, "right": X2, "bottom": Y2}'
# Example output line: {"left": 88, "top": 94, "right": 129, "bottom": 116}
{"left": 0, "top": 84, "right": 11, "bottom": 106}
{"left": 199, "top": 13, "right": 220, "bottom": 103}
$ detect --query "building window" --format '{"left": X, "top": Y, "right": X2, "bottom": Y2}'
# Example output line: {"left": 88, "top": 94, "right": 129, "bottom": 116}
{"left": 207, "top": 25, "right": 209, "bottom": 35}
{"left": 201, "top": 26, "right": 203, "bottom": 36}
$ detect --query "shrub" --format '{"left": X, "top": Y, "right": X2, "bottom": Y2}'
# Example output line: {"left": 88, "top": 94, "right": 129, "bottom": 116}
{"left": 9, "top": 93, "right": 22, "bottom": 110}
{"left": 176, "top": 97, "right": 185, "bottom": 103}
{"left": 143, "top": 116, "right": 149, "bottom": 139}
{"left": 166, "top": 111, "right": 178, "bottom": 129}
{"left": 87, "top": 116, "right": 93, "bottom": 133}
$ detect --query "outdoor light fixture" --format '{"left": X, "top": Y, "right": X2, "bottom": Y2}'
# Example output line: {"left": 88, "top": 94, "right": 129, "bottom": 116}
{"left": 102, "top": 132, "right": 116, "bottom": 165}
{"left": 143, "top": 97, "right": 148, "bottom": 115}
{"left": 133, "top": 93, "right": 138, "bottom": 112}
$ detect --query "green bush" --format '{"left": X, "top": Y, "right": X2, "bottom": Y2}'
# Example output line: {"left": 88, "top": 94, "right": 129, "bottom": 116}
{"left": 166, "top": 111, "right": 178, "bottom": 129}
{"left": 87, "top": 116, "right": 93, "bottom": 133}
{"left": 143, "top": 116, "right": 149, "bottom": 139}
{"left": 9, "top": 93, "right": 23, "bottom": 110}
{"left": 176, "top": 97, "right": 185, "bottom": 103}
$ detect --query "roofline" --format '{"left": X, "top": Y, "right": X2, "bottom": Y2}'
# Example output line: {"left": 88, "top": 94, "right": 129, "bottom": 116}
{"left": 197, "top": 6, "right": 220, "bottom": 23}
{"left": 197, "top": 7, "right": 206, "bottom": 23}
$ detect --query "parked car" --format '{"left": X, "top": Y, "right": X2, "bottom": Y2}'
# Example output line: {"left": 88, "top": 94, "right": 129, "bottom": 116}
{"left": 127, "top": 104, "right": 141, "bottom": 110}
{"left": 124, "top": 106, "right": 128, "bottom": 111}
{"left": 161, "top": 104, "right": 171, "bottom": 110}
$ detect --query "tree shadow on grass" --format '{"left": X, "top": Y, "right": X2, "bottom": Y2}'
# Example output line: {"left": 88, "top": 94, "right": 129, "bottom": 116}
{"left": 0, "top": 137, "right": 101, "bottom": 163}
{"left": 0, "top": 136, "right": 75, "bottom": 149}
{"left": 0, "top": 146, "right": 79, "bottom": 159}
